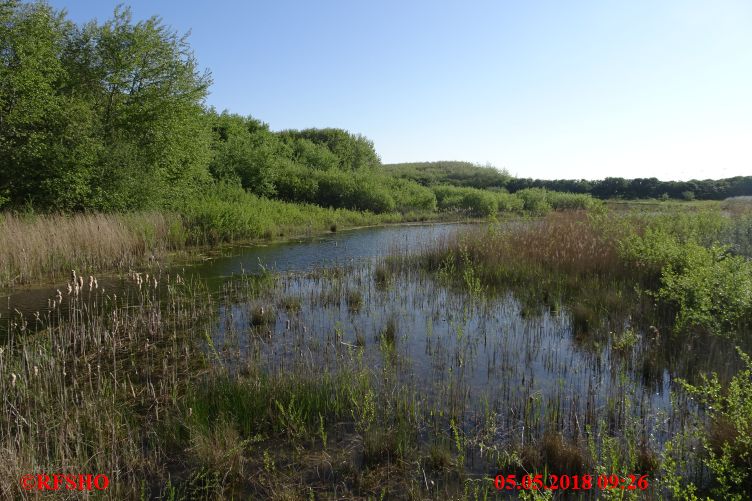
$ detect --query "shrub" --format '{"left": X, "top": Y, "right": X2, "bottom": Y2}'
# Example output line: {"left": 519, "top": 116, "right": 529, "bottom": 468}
{"left": 496, "top": 191, "right": 525, "bottom": 212}
{"left": 432, "top": 185, "right": 499, "bottom": 216}
{"left": 462, "top": 190, "right": 498, "bottom": 217}
{"left": 676, "top": 348, "right": 752, "bottom": 499}
{"left": 547, "top": 191, "right": 600, "bottom": 210}
{"left": 656, "top": 246, "right": 752, "bottom": 333}
{"left": 176, "top": 182, "right": 396, "bottom": 245}
{"left": 387, "top": 177, "right": 437, "bottom": 213}
{"left": 516, "top": 188, "right": 552, "bottom": 215}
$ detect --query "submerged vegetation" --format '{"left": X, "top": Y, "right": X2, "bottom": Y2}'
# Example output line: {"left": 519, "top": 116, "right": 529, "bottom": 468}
{"left": 420, "top": 207, "right": 752, "bottom": 337}
{"left": 409, "top": 205, "right": 752, "bottom": 498}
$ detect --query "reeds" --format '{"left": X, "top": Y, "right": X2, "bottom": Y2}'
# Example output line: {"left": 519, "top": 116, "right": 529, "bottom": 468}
{"left": 0, "top": 193, "right": 440, "bottom": 289}
{"left": 2, "top": 208, "right": 746, "bottom": 498}
{"left": 0, "top": 212, "right": 184, "bottom": 288}
{"left": 439, "top": 211, "right": 623, "bottom": 281}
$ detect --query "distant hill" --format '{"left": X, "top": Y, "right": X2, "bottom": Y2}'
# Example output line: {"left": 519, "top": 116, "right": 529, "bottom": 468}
{"left": 383, "top": 161, "right": 511, "bottom": 189}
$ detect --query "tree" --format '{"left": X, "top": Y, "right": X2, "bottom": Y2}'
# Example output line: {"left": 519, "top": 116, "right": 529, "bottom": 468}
{"left": 209, "top": 112, "right": 285, "bottom": 196}
{"left": 0, "top": 1, "right": 95, "bottom": 210}
{"left": 85, "top": 6, "right": 212, "bottom": 209}
{"left": 278, "top": 128, "right": 381, "bottom": 171}
{"left": 0, "top": 3, "right": 213, "bottom": 211}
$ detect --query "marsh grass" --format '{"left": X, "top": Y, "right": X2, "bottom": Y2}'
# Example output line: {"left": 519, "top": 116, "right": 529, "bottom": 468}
{"left": 345, "top": 289, "right": 363, "bottom": 312}
{"left": 391, "top": 207, "right": 752, "bottom": 497}
{"left": 4, "top": 207, "right": 752, "bottom": 499}
{"left": 520, "top": 432, "right": 590, "bottom": 476}
{"left": 0, "top": 265, "right": 457, "bottom": 499}
{"left": 0, "top": 212, "right": 184, "bottom": 288}
{"left": 279, "top": 295, "right": 302, "bottom": 312}
{"left": 250, "top": 305, "right": 276, "bottom": 327}
{"left": 0, "top": 191, "right": 440, "bottom": 289}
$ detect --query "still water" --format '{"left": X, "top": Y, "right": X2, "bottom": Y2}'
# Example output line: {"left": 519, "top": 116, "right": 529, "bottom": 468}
{"left": 1, "top": 222, "right": 473, "bottom": 318}
{"left": 4, "top": 221, "right": 738, "bottom": 472}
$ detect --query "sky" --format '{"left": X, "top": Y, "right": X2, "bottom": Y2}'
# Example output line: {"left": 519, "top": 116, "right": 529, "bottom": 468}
{"left": 48, "top": 0, "right": 752, "bottom": 181}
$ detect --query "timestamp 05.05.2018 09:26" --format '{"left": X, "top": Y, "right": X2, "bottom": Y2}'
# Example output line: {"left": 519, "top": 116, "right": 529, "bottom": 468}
{"left": 494, "top": 473, "right": 650, "bottom": 492}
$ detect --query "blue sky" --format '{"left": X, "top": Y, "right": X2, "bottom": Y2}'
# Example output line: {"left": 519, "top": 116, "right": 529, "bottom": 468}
{"left": 49, "top": 0, "right": 752, "bottom": 181}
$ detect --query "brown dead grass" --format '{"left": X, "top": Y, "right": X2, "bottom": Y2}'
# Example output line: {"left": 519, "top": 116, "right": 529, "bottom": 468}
{"left": 422, "top": 211, "right": 627, "bottom": 287}
{"left": 0, "top": 212, "right": 185, "bottom": 288}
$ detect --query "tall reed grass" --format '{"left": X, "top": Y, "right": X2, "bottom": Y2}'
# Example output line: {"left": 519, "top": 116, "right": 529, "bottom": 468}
{"left": 0, "top": 269, "right": 427, "bottom": 498}
{"left": 420, "top": 211, "right": 625, "bottom": 291}
{"left": 0, "top": 191, "right": 437, "bottom": 288}
{"left": 418, "top": 207, "right": 752, "bottom": 337}
{"left": 0, "top": 212, "right": 185, "bottom": 289}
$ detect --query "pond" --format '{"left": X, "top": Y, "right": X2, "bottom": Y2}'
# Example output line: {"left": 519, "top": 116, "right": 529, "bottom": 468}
{"left": 2, "top": 220, "right": 741, "bottom": 486}
{"left": 1, "top": 222, "right": 474, "bottom": 320}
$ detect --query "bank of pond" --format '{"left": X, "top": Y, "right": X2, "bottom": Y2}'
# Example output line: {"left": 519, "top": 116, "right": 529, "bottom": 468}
{"left": 2, "top": 206, "right": 752, "bottom": 499}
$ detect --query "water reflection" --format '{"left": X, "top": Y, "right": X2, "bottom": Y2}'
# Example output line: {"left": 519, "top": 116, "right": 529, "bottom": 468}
{"left": 1, "top": 222, "right": 475, "bottom": 322}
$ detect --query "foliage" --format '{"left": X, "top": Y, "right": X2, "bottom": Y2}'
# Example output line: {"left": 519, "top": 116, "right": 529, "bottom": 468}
{"left": 384, "top": 161, "right": 511, "bottom": 189}
{"left": 432, "top": 185, "right": 500, "bottom": 217}
{"left": 388, "top": 161, "right": 752, "bottom": 201}
{"left": 656, "top": 246, "right": 752, "bottom": 334}
{"left": 616, "top": 210, "right": 752, "bottom": 334}
{"left": 516, "top": 188, "right": 600, "bottom": 213}
{"left": 386, "top": 177, "right": 437, "bottom": 213}
{"left": 496, "top": 190, "right": 525, "bottom": 212}
{"left": 278, "top": 128, "right": 381, "bottom": 171}
{"left": 0, "top": 2, "right": 435, "bottom": 217}
{"left": 176, "top": 182, "right": 400, "bottom": 245}
{"left": 675, "top": 348, "right": 752, "bottom": 499}
{"left": 208, "top": 112, "right": 287, "bottom": 197}
{"left": 508, "top": 176, "right": 752, "bottom": 201}
{"left": 426, "top": 207, "right": 752, "bottom": 337}
{"left": 0, "top": 1, "right": 610, "bottom": 226}
{"left": 516, "top": 188, "right": 552, "bottom": 215}
{"left": 0, "top": 2, "right": 212, "bottom": 211}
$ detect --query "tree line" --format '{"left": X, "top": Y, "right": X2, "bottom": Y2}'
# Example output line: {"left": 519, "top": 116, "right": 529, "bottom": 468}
{"left": 3, "top": 2, "right": 743, "bottom": 219}
{"left": 0, "top": 2, "right": 437, "bottom": 215}
{"left": 385, "top": 164, "right": 752, "bottom": 201}
{"left": 506, "top": 176, "right": 752, "bottom": 201}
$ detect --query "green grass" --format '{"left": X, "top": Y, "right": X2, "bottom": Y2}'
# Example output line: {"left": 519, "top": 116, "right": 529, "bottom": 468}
{"left": 0, "top": 185, "right": 430, "bottom": 289}
{"left": 6, "top": 202, "right": 751, "bottom": 498}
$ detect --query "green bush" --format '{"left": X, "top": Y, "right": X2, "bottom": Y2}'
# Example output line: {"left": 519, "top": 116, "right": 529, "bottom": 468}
{"left": 618, "top": 210, "right": 752, "bottom": 334}
{"left": 674, "top": 348, "right": 752, "bottom": 499}
{"left": 273, "top": 162, "right": 320, "bottom": 204}
{"left": 348, "top": 176, "right": 397, "bottom": 213}
{"left": 496, "top": 191, "right": 525, "bottom": 212}
{"left": 177, "top": 182, "right": 396, "bottom": 244}
{"left": 516, "top": 188, "right": 552, "bottom": 215}
{"left": 387, "top": 177, "right": 437, "bottom": 213}
{"left": 547, "top": 191, "right": 600, "bottom": 210}
{"left": 462, "top": 190, "right": 498, "bottom": 217}
{"left": 514, "top": 188, "right": 600, "bottom": 213}
{"left": 656, "top": 245, "right": 752, "bottom": 333}
{"left": 432, "top": 185, "right": 499, "bottom": 216}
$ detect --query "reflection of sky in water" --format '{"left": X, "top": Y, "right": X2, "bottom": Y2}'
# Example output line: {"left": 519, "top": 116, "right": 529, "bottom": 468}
{"left": 188, "top": 222, "right": 476, "bottom": 278}
{"left": 3, "top": 221, "right": 743, "bottom": 455}
{"left": 214, "top": 265, "right": 677, "bottom": 450}
{"left": 2, "top": 223, "right": 475, "bottom": 319}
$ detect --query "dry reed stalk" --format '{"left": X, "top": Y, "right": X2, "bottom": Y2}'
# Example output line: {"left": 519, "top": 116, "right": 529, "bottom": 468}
{"left": 0, "top": 212, "right": 184, "bottom": 288}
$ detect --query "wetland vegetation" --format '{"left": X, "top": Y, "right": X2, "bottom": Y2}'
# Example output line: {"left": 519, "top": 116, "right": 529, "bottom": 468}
{"left": 3, "top": 2, "right": 752, "bottom": 499}
{"left": 3, "top": 202, "right": 752, "bottom": 499}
